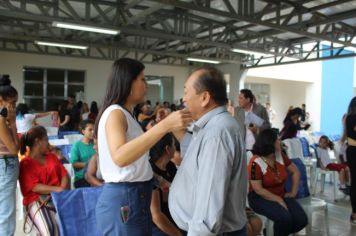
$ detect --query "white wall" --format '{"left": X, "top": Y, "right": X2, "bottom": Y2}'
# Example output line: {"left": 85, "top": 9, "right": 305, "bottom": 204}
{"left": 247, "top": 61, "right": 322, "bottom": 83}
{"left": 0, "top": 51, "right": 190, "bottom": 106}
{"left": 246, "top": 77, "right": 310, "bottom": 130}
{"left": 246, "top": 61, "right": 322, "bottom": 131}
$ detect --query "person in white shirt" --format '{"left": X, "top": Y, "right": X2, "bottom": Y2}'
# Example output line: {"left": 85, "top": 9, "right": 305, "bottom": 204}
{"left": 265, "top": 102, "right": 276, "bottom": 124}
{"left": 16, "top": 103, "right": 56, "bottom": 134}
{"left": 94, "top": 58, "right": 192, "bottom": 236}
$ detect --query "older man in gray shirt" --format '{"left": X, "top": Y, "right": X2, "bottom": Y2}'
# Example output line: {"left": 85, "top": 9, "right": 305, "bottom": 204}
{"left": 169, "top": 67, "right": 247, "bottom": 236}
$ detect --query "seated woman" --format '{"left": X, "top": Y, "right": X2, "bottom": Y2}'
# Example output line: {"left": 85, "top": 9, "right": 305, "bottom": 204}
{"left": 248, "top": 129, "right": 308, "bottom": 236}
{"left": 70, "top": 119, "right": 96, "bottom": 188}
{"left": 149, "top": 133, "right": 181, "bottom": 236}
{"left": 317, "top": 135, "right": 350, "bottom": 195}
{"left": 19, "top": 126, "right": 69, "bottom": 236}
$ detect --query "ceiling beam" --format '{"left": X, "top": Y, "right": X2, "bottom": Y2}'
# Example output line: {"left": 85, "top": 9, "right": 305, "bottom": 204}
{"left": 151, "top": 0, "right": 356, "bottom": 47}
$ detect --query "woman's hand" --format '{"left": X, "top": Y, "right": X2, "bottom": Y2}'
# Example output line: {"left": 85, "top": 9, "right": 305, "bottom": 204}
{"left": 284, "top": 191, "right": 297, "bottom": 198}
{"left": 160, "top": 109, "right": 192, "bottom": 132}
{"left": 276, "top": 197, "right": 288, "bottom": 210}
{"left": 6, "top": 104, "right": 16, "bottom": 124}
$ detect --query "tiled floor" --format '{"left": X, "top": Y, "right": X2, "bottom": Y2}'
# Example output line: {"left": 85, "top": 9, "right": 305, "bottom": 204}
{"left": 14, "top": 182, "right": 356, "bottom": 236}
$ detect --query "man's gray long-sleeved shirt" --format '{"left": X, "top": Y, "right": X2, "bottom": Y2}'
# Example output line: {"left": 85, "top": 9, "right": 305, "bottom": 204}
{"left": 169, "top": 106, "right": 247, "bottom": 236}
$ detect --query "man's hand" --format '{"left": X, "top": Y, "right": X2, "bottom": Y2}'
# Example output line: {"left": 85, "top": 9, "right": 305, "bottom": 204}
{"left": 248, "top": 124, "right": 258, "bottom": 134}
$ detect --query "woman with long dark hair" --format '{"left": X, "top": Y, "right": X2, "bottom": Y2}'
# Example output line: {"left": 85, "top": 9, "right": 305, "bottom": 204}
{"left": 248, "top": 129, "right": 308, "bottom": 236}
{"left": 280, "top": 107, "right": 310, "bottom": 140}
{"left": 94, "top": 58, "right": 191, "bottom": 235}
{"left": 344, "top": 97, "right": 356, "bottom": 224}
{"left": 88, "top": 101, "right": 99, "bottom": 121}
{"left": 0, "top": 74, "right": 19, "bottom": 235}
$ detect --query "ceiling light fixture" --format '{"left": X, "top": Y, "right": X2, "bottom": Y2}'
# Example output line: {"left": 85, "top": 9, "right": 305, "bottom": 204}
{"left": 186, "top": 57, "right": 221, "bottom": 64}
{"left": 35, "top": 41, "right": 88, "bottom": 50}
{"left": 231, "top": 48, "right": 271, "bottom": 57}
{"left": 52, "top": 21, "right": 120, "bottom": 35}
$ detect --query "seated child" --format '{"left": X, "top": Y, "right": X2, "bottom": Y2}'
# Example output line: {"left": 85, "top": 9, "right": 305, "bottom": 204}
{"left": 70, "top": 119, "right": 96, "bottom": 188}
{"left": 316, "top": 135, "right": 350, "bottom": 194}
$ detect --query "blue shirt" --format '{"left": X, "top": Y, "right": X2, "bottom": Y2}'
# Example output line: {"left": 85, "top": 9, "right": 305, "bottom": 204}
{"left": 169, "top": 106, "right": 247, "bottom": 236}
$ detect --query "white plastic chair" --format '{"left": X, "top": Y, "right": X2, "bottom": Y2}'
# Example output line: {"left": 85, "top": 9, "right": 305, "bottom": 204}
{"left": 63, "top": 163, "right": 75, "bottom": 189}
{"left": 310, "top": 146, "right": 338, "bottom": 202}
{"left": 63, "top": 134, "right": 83, "bottom": 144}
{"left": 17, "top": 181, "right": 24, "bottom": 220}
{"left": 45, "top": 126, "right": 59, "bottom": 137}
{"left": 49, "top": 138, "right": 70, "bottom": 146}
{"left": 297, "top": 197, "right": 328, "bottom": 235}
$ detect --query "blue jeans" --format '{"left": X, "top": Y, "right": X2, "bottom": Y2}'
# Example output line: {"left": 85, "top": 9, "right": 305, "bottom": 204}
{"left": 152, "top": 225, "right": 167, "bottom": 236}
{"left": 96, "top": 180, "right": 153, "bottom": 236}
{"left": 248, "top": 192, "right": 308, "bottom": 236}
{"left": 0, "top": 156, "right": 19, "bottom": 236}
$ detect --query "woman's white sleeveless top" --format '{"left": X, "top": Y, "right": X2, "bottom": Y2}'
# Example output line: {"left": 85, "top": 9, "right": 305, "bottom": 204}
{"left": 98, "top": 104, "right": 152, "bottom": 182}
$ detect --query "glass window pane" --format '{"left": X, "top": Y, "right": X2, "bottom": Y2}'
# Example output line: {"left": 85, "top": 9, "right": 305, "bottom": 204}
{"left": 68, "top": 70, "right": 85, "bottom": 83}
{"left": 47, "top": 84, "right": 64, "bottom": 97}
{"left": 47, "top": 69, "right": 64, "bottom": 82}
{"left": 68, "top": 85, "right": 85, "bottom": 98}
{"left": 145, "top": 76, "right": 173, "bottom": 104}
{"left": 24, "top": 98, "right": 43, "bottom": 111}
{"left": 24, "top": 67, "right": 44, "bottom": 82}
{"left": 24, "top": 83, "right": 43, "bottom": 96}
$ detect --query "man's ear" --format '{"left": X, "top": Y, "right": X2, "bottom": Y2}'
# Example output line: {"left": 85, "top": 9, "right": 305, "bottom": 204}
{"left": 201, "top": 91, "right": 211, "bottom": 108}
{"left": 165, "top": 145, "right": 171, "bottom": 155}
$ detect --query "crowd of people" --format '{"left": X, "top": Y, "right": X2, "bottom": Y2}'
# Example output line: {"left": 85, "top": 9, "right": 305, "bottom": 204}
{"left": 0, "top": 57, "right": 355, "bottom": 236}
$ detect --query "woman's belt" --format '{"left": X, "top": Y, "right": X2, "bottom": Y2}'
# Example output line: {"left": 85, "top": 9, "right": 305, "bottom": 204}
{"left": 347, "top": 137, "right": 356, "bottom": 147}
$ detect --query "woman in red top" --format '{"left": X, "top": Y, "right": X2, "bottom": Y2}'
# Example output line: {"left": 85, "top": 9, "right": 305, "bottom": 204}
{"left": 19, "top": 126, "right": 69, "bottom": 236}
{"left": 247, "top": 129, "right": 308, "bottom": 236}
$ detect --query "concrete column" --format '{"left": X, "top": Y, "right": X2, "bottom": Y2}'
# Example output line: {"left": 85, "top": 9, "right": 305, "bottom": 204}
{"left": 217, "top": 63, "right": 244, "bottom": 105}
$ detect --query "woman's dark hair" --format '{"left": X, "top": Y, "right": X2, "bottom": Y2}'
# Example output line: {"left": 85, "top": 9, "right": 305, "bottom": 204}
{"left": 319, "top": 135, "right": 334, "bottom": 150}
{"left": 60, "top": 100, "right": 69, "bottom": 111}
{"left": 347, "top": 96, "right": 356, "bottom": 115}
{"left": 170, "top": 104, "right": 177, "bottom": 111}
{"left": 283, "top": 107, "right": 303, "bottom": 123}
{"left": 149, "top": 133, "right": 174, "bottom": 163}
{"left": 79, "top": 119, "right": 95, "bottom": 132}
{"left": 94, "top": 58, "right": 145, "bottom": 136}
{"left": 20, "top": 126, "right": 47, "bottom": 155}
{"left": 192, "top": 66, "right": 228, "bottom": 106}
{"left": 0, "top": 74, "right": 18, "bottom": 101}
{"left": 90, "top": 101, "right": 98, "bottom": 114}
{"left": 133, "top": 103, "right": 142, "bottom": 120}
{"left": 252, "top": 128, "right": 278, "bottom": 156}
{"left": 16, "top": 103, "right": 29, "bottom": 117}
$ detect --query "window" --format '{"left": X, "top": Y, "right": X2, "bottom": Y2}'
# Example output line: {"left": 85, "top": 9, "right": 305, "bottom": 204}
{"left": 23, "top": 67, "right": 85, "bottom": 111}
{"left": 244, "top": 83, "right": 270, "bottom": 105}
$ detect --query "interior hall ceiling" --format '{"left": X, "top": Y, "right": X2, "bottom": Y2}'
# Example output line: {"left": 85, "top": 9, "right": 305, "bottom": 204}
{"left": 0, "top": 0, "right": 356, "bottom": 68}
